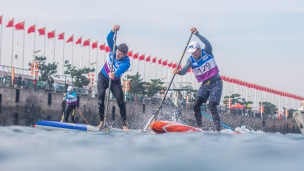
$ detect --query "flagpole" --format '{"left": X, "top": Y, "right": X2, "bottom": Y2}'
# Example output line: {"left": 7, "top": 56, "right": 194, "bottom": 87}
{"left": 144, "top": 59, "right": 145, "bottom": 81}
{"left": 72, "top": 34, "right": 74, "bottom": 66}
{"left": 53, "top": 30, "right": 56, "bottom": 63}
{"left": 49, "top": 38, "right": 52, "bottom": 63}
{"left": 0, "top": 15, "right": 2, "bottom": 65}
{"left": 96, "top": 42, "right": 98, "bottom": 83}
{"left": 132, "top": 57, "right": 134, "bottom": 75}
{"left": 148, "top": 60, "right": 151, "bottom": 81}
{"left": 22, "top": 21, "right": 25, "bottom": 74}
{"left": 103, "top": 46, "right": 106, "bottom": 68}
{"left": 11, "top": 20, "right": 14, "bottom": 74}
{"left": 155, "top": 58, "right": 156, "bottom": 79}
{"left": 44, "top": 27, "right": 46, "bottom": 58}
{"left": 80, "top": 44, "right": 82, "bottom": 68}
{"left": 88, "top": 42, "right": 90, "bottom": 67}
{"left": 62, "top": 32, "right": 65, "bottom": 77}
{"left": 34, "top": 24, "right": 36, "bottom": 53}
{"left": 72, "top": 35, "right": 74, "bottom": 66}
{"left": 161, "top": 63, "right": 162, "bottom": 80}
{"left": 15, "top": 29, "right": 18, "bottom": 72}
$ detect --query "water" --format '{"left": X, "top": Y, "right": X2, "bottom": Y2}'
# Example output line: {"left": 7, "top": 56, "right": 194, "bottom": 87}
{"left": 0, "top": 126, "right": 303, "bottom": 171}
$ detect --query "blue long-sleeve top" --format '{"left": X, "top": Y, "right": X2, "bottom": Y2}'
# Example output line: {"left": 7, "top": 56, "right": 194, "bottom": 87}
{"left": 101, "top": 30, "right": 130, "bottom": 80}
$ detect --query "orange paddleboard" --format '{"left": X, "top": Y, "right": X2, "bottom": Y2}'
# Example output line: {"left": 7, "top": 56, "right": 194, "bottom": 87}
{"left": 151, "top": 121, "right": 201, "bottom": 134}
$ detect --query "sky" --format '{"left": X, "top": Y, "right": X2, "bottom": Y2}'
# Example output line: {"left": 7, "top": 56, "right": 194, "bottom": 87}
{"left": 0, "top": 0, "right": 304, "bottom": 99}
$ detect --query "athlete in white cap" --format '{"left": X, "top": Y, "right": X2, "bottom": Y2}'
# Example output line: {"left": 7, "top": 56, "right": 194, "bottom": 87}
{"left": 63, "top": 86, "right": 78, "bottom": 123}
{"left": 173, "top": 27, "right": 223, "bottom": 132}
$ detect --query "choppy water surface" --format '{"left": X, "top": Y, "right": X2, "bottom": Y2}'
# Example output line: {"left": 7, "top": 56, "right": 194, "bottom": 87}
{"left": 0, "top": 126, "right": 303, "bottom": 171}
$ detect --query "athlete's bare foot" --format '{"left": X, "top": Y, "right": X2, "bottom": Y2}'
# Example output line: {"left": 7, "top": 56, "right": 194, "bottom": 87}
{"left": 216, "top": 130, "right": 221, "bottom": 133}
{"left": 97, "top": 121, "right": 103, "bottom": 128}
{"left": 122, "top": 126, "right": 130, "bottom": 132}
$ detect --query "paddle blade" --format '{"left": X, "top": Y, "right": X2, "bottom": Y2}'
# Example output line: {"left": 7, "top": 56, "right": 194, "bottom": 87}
{"left": 142, "top": 110, "right": 159, "bottom": 133}
{"left": 99, "top": 120, "right": 112, "bottom": 132}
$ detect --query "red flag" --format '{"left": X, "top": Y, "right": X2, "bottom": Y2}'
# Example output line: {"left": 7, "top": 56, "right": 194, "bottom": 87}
{"left": 66, "top": 35, "right": 73, "bottom": 43}
{"left": 99, "top": 43, "right": 105, "bottom": 50}
{"left": 167, "top": 61, "right": 172, "bottom": 68}
{"left": 178, "top": 64, "right": 182, "bottom": 69}
{"left": 37, "top": 27, "right": 45, "bottom": 36}
{"left": 162, "top": 60, "right": 168, "bottom": 66}
{"left": 146, "top": 55, "right": 151, "bottom": 62}
{"left": 152, "top": 57, "right": 156, "bottom": 63}
{"left": 187, "top": 68, "right": 192, "bottom": 73}
{"left": 15, "top": 21, "right": 25, "bottom": 30}
{"left": 139, "top": 54, "right": 145, "bottom": 61}
{"left": 172, "top": 63, "right": 177, "bottom": 68}
{"left": 27, "top": 24, "right": 35, "bottom": 34}
{"left": 0, "top": 15, "right": 2, "bottom": 24}
{"left": 105, "top": 46, "right": 111, "bottom": 52}
{"left": 6, "top": 18, "right": 14, "bottom": 27}
{"left": 127, "top": 50, "right": 133, "bottom": 57}
{"left": 158, "top": 58, "right": 162, "bottom": 65}
{"left": 92, "top": 41, "right": 98, "bottom": 49}
{"left": 47, "top": 30, "right": 55, "bottom": 39}
{"left": 58, "top": 32, "right": 64, "bottom": 40}
{"left": 83, "top": 39, "right": 90, "bottom": 47}
{"left": 133, "top": 52, "right": 139, "bottom": 59}
{"left": 76, "top": 37, "right": 82, "bottom": 44}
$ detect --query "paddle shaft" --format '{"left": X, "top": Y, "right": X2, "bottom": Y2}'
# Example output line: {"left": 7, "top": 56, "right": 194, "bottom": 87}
{"left": 100, "top": 30, "right": 117, "bottom": 131}
{"left": 142, "top": 31, "right": 194, "bottom": 132}
{"left": 60, "top": 96, "right": 66, "bottom": 122}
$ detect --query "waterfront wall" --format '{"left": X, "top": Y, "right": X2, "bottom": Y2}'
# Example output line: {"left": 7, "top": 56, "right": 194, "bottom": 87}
{"left": 0, "top": 87, "right": 300, "bottom": 133}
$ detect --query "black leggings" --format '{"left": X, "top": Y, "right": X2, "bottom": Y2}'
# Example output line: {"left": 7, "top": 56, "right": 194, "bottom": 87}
{"left": 193, "top": 97, "right": 221, "bottom": 131}
{"left": 97, "top": 72, "right": 127, "bottom": 126}
{"left": 65, "top": 105, "right": 76, "bottom": 123}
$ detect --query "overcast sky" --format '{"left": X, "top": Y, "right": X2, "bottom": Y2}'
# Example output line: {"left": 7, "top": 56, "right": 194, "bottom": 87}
{"left": 0, "top": 0, "right": 304, "bottom": 99}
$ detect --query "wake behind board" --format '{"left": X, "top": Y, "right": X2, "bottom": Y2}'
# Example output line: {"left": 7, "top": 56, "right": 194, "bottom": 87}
{"left": 34, "top": 120, "right": 99, "bottom": 132}
{"left": 151, "top": 121, "right": 201, "bottom": 134}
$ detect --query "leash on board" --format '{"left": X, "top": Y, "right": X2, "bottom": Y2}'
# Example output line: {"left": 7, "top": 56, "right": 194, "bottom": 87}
{"left": 142, "top": 31, "right": 194, "bottom": 133}
{"left": 76, "top": 107, "right": 90, "bottom": 125}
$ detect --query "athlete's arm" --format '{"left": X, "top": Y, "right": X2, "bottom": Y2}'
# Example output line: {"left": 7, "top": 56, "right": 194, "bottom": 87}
{"left": 175, "top": 59, "right": 192, "bottom": 75}
{"left": 67, "top": 92, "right": 77, "bottom": 99}
{"left": 195, "top": 31, "right": 213, "bottom": 56}
{"left": 114, "top": 60, "right": 130, "bottom": 78}
{"left": 106, "top": 30, "right": 114, "bottom": 51}
{"left": 107, "top": 25, "right": 120, "bottom": 52}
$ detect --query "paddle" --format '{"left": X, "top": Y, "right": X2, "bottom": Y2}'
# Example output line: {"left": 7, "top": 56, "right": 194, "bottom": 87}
{"left": 60, "top": 95, "right": 66, "bottom": 122}
{"left": 142, "top": 31, "right": 194, "bottom": 133}
{"left": 99, "top": 30, "right": 118, "bottom": 132}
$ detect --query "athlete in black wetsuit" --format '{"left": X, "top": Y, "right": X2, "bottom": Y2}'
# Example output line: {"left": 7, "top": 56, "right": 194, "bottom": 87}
{"left": 97, "top": 24, "right": 130, "bottom": 132}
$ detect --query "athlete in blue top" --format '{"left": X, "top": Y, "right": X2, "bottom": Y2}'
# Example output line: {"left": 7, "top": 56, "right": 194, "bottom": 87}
{"left": 173, "top": 27, "right": 223, "bottom": 132}
{"left": 63, "top": 86, "right": 78, "bottom": 123}
{"left": 97, "top": 24, "right": 130, "bottom": 132}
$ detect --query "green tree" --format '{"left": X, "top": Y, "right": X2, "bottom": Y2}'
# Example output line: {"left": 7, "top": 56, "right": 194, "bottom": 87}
{"left": 127, "top": 72, "right": 146, "bottom": 97}
{"left": 29, "top": 55, "right": 59, "bottom": 81}
{"left": 145, "top": 78, "right": 165, "bottom": 97}
{"left": 223, "top": 93, "right": 241, "bottom": 105}
{"left": 64, "top": 60, "right": 95, "bottom": 88}
{"left": 259, "top": 102, "right": 277, "bottom": 115}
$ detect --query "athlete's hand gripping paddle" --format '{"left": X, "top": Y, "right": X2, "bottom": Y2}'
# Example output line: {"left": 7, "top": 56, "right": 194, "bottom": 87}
{"left": 142, "top": 31, "right": 194, "bottom": 133}
{"left": 99, "top": 30, "right": 118, "bottom": 132}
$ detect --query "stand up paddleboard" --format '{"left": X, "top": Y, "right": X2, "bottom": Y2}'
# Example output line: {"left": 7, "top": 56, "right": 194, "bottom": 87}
{"left": 151, "top": 121, "right": 241, "bottom": 134}
{"left": 151, "top": 121, "right": 202, "bottom": 134}
{"left": 34, "top": 120, "right": 99, "bottom": 132}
